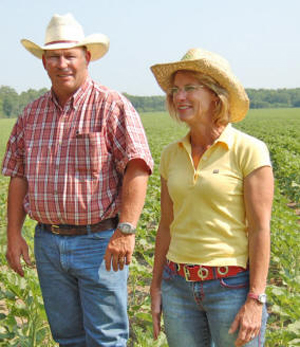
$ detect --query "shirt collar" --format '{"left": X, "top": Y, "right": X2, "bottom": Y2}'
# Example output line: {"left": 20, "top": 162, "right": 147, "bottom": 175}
{"left": 50, "top": 77, "right": 93, "bottom": 109}
{"left": 72, "top": 77, "right": 92, "bottom": 106}
{"left": 178, "top": 123, "right": 234, "bottom": 151}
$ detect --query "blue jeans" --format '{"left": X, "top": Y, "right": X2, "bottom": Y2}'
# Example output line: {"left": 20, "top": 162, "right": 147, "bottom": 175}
{"left": 34, "top": 224, "right": 129, "bottom": 347}
{"left": 162, "top": 266, "right": 268, "bottom": 347}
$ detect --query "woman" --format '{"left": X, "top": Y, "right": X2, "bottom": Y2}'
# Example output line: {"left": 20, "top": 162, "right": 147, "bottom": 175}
{"left": 150, "top": 48, "right": 273, "bottom": 347}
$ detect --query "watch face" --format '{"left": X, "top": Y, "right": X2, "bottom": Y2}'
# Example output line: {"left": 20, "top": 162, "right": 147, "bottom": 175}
{"left": 122, "top": 224, "right": 131, "bottom": 232}
{"left": 259, "top": 294, "right": 267, "bottom": 304}
{"left": 118, "top": 222, "right": 136, "bottom": 234}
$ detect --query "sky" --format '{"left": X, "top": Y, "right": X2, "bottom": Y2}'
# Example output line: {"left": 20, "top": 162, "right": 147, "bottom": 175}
{"left": 1, "top": 0, "right": 300, "bottom": 96}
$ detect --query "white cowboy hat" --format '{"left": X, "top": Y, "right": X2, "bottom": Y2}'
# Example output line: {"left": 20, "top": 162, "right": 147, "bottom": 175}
{"left": 150, "top": 48, "right": 249, "bottom": 122}
{"left": 21, "top": 13, "right": 110, "bottom": 61}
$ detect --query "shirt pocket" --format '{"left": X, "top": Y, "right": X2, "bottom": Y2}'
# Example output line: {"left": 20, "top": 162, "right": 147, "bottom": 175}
{"left": 71, "top": 132, "right": 102, "bottom": 179}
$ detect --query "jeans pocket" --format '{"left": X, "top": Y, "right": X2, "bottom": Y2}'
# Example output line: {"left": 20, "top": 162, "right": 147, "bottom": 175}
{"left": 220, "top": 271, "right": 249, "bottom": 289}
{"left": 162, "top": 265, "right": 175, "bottom": 281}
{"left": 34, "top": 223, "right": 44, "bottom": 238}
{"left": 87, "top": 229, "right": 114, "bottom": 240}
{"left": 162, "top": 266, "right": 176, "bottom": 296}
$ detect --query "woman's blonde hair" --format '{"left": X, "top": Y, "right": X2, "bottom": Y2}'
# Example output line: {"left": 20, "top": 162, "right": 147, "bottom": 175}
{"left": 166, "top": 70, "right": 230, "bottom": 126}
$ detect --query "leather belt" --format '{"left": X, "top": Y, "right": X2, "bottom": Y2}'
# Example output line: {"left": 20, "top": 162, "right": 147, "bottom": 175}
{"left": 41, "top": 216, "right": 118, "bottom": 236}
{"left": 167, "top": 260, "right": 247, "bottom": 282}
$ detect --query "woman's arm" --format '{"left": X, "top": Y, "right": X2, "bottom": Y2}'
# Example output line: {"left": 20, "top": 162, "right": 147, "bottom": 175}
{"left": 229, "top": 165, "right": 274, "bottom": 346}
{"left": 150, "top": 176, "right": 174, "bottom": 340}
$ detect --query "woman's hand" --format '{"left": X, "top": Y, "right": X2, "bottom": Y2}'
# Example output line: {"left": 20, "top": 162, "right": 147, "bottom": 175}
{"left": 229, "top": 299, "right": 263, "bottom": 346}
{"left": 151, "top": 286, "right": 163, "bottom": 340}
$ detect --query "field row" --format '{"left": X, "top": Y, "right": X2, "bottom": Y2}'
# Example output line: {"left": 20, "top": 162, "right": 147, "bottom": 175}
{"left": 0, "top": 109, "right": 299, "bottom": 346}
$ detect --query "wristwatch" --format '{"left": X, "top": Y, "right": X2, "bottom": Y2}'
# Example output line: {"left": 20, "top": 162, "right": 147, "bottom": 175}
{"left": 117, "top": 222, "right": 136, "bottom": 235}
{"left": 247, "top": 292, "right": 267, "bottom": 304}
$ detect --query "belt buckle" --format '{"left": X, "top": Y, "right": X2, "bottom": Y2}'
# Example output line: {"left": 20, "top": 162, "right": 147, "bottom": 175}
{"left": 51, "top": 225, "right": 60, "bottom": 234}
{"left": 197, "top": 266, "right": 209, "bottom": 280}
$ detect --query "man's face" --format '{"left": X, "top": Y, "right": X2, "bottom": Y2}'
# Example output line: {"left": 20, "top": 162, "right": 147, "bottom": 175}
{"left": 42, "top": 47, "right": 91, "bottom": 99}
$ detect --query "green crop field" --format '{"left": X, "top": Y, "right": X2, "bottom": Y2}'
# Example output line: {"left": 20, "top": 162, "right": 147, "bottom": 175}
{"left": 0, "top": 109, "right": 299, "bottom": 346}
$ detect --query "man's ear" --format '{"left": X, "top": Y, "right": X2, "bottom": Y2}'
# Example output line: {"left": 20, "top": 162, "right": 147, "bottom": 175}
{"left": 85, "top": 50, "right": 92, "bottom": 66}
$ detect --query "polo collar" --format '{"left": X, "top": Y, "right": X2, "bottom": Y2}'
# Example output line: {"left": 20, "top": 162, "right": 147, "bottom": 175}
{"left": 215, "top": 123, "right": 234, "bottom": 149}
{"left": 178, "top": 123, "right": 234, "bottom": 151}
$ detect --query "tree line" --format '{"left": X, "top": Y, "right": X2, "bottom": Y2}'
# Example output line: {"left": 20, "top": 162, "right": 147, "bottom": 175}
{"left": 0, "top": 85, "right": 300, "bottom": 118}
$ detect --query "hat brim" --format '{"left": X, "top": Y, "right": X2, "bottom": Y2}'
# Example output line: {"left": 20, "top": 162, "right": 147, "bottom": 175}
{"left": 150, "top": 59, "right": 249, "bottom": 122}
{"left": 21, "top": 33, "right": 110, "bottom": 61}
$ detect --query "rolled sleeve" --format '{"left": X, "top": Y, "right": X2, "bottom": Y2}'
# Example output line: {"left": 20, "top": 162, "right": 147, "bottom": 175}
{"left": 2, "top": 119, "right": 25, "bottom": 178}
{"left": 107, "top": 94, "right": 153, "bottom": 175}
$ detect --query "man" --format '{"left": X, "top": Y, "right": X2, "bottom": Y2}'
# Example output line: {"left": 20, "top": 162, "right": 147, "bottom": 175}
{"left": 2, "top": 13, "right": 153, "bottom": 347}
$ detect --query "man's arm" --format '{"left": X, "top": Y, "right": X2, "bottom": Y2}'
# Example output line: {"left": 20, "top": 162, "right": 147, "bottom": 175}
{"left": 104, "top": 159, "right": 150, "bottom": 271}
{"left": 6, "top": 176, "right": 31, "bottom": 277}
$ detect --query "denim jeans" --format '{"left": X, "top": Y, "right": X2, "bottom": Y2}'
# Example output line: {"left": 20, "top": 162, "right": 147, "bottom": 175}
{"left": 34, "top": 224, "right": 129, "bottom": 347}
{"left": 162, "top": 266, "right": 268, "bottom": 347}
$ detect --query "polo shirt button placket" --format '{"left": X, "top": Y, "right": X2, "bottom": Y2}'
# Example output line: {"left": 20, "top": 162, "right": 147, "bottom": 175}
{"left": 193, "top": 172, "right": 199, "bottom": 184}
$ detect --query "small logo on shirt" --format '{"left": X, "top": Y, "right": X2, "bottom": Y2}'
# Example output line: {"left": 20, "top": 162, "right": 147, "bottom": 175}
{"left": 213, "top": 169, "right": 219, "bottom": 174}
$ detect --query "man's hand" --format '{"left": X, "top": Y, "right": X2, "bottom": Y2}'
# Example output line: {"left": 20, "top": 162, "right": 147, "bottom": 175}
{"left": 104, "top": 229, "right": 135, "bottom": 271}
{"left": 6, "top": 234, "right": 32, "bottom": 277}
{"left": 6, "top": 177, "right": 29, "bottom": 277}
{"left": 229, "top": 299, "right": 263, "bottom": 346}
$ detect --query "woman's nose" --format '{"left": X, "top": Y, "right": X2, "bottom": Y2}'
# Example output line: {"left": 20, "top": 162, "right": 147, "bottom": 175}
{"left": 175, "top": 89, "right": 187, "bottom": 100}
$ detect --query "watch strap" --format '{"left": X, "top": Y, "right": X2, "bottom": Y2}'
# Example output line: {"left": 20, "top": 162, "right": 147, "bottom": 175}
{"left": 247, "top": 292, "right": 267, "bottom": 304}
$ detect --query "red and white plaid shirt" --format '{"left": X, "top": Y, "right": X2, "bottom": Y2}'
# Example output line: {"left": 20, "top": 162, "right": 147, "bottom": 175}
{"left": 2, "top": 78, "right": 153, "bottom": 225}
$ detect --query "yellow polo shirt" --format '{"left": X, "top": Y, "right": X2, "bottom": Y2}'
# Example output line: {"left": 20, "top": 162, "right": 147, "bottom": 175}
{"left": 160, "top": 124, "right": 271, "bottom": 268}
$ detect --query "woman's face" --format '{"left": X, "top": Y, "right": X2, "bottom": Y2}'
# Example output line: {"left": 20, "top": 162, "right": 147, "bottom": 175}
{"left": 171, "top": 71, "right": 218, "bottom": 127}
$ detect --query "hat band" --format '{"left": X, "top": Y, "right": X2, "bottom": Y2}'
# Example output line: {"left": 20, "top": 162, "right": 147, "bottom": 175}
{"left": 45, "top": 40, "right": 80, "bottom": 46}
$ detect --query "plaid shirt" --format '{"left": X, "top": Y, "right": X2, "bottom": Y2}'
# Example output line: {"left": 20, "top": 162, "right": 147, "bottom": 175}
{"left": 2, "top": 78, "right": 153, "bottom": 225}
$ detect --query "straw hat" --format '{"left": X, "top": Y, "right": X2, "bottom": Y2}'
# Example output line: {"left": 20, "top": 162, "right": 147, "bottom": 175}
{"left": 150, "top": 48, "right": 249, "bottom": 122}
{"left": 21, "top": 13, "right": 110, "bottom": 61}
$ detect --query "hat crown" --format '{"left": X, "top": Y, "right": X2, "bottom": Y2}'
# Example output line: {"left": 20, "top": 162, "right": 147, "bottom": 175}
{"left": 181, "top": 48, "right": 231, "bottom": 73}
{"left": 45, "top": 13, "right": 84, "bottom": 45}
{"left": 21, "top": 13, "right": 110, "bottom": 61}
